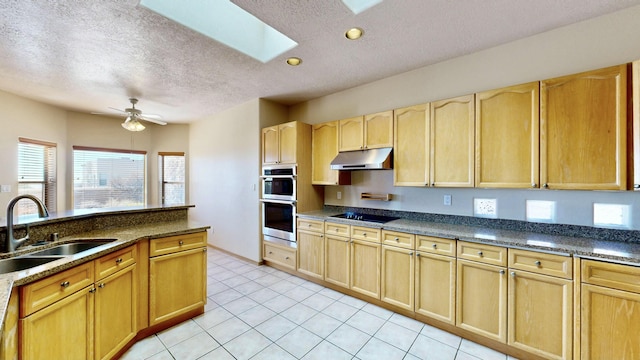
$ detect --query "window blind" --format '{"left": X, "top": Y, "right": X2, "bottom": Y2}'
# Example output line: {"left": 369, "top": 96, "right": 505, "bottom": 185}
{"left": 18, "top": 138, "right": 57, "bottom": 216}
{"left": 73, "top": 146, "right": 146, "bottom": 209}
{"left": 159, "top": 152, "right": 185, "bottom": 205}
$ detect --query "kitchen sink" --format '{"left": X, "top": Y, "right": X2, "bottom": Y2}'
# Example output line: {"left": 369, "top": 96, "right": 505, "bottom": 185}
{"left": 27, "top": 240, "right": 115, "bottom": 256}
{"left": 0, "top": 256, "right": 63, "bottom": 274}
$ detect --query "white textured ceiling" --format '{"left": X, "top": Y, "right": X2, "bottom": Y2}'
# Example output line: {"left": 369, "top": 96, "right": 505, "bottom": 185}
{"left": 1, "top": 0, "right": 639, "bottom": 124}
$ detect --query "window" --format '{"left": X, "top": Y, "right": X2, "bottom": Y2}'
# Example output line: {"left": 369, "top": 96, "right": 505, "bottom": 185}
{"left": 18, "top": 138, "right": 57, "bottom": 216}
{"left": 159, "top": 152, "right": 185, "bottom": 205}
{"left": 73, "top": 146, "right": 146, "bottom": 209}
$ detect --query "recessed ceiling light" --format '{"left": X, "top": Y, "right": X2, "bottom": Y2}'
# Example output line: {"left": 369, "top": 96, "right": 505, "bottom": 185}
{"left": 345, "top": 28, "right": 364, "bottom": 40}
{"left": 286, "top": 57, "right": 302, "bottom": 66}
{"left": 341, "top": 0, "right": 383, "bottom": 14}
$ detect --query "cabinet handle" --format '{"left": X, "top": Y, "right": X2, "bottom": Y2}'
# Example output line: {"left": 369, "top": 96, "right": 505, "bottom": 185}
{"left": 477, "top": 251, "right": 483, "bottom": 257}
{"left": 285, "top": 256, "right": 290, "bottom": 260}
{"left": 432, "top": 244, "right": 437, "bottom": 249}
{"left": 395, "top": 237, "right": 399, "bottom": 242}
{"left": 98, "top": 283, "right": 105, "bottom": 288}
{"left": 431, "top": 182, "right": 435, "bottom": 187}
{"left": 60, "top": 281, "right": 70, "bottom": 288}
{"left": 320, "top": 235, "right": 324, "bottom": 238}
{"left": 203, "top": 248, "right": 207, "bottom": 252}
{"left": 510, "top": 271, "right": 516, "bottom": 277}
{"left": 268, "top": 251, "right": 273, "bottom": 254}
{"left": 534, "top": 260, "right": 541, "bottom": 266}
{"left": 409, "top": 252, "right": 413, "bottom": 256}
{"left": 531, "top": 183, "right": 537, "bottom": 188}
{"left": 179, "top": 240, "right": 184, "bottom": 246}
{"left": 416, "top": 252, "right": 421, "bottom": 257}
{"left": 115, "top": 258, "right": 123, "bottom": 264}
{"left": 363, "top": 233, "right": 367, "bottom": 237}
{"left": 308, "top": 224, "right": 312, "bottom": 227}
{"left": 499, "top": 270, "right": 505, "bottom": 275}
{"left": 89, "top": 287, "right": 96, "bottom": 293}
{"left": 543, "top": 183, "right": 549, "bottom": 188}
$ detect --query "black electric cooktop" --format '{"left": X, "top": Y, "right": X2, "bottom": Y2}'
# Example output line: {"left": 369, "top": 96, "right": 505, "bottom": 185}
{"left": 330, "top": 212, "right": 399, "bottom": 223}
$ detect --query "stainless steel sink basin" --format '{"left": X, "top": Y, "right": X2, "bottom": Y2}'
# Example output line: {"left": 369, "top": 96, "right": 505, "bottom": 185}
{"left": 28, "top": 240, "right": 115, "bottom": 256}
{"left": 0, "top": 256, "right": 63, "bottom": 274}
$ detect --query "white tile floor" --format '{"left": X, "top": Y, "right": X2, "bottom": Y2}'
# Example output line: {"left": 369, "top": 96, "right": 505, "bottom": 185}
{"left": 122, "top": 249, "right": 517, "bottom": 360}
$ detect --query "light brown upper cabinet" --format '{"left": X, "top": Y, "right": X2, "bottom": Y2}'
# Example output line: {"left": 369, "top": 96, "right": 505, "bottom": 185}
{"left": 430, "top": 95, "right": 475, "bottom": 187}
{"left": 339, "top": 111, "right": 393, "bottom": 151}
{"left": 312, "top": 121, "right": 350, "bottom": 185}
{"left": 476, "top": 82, "right": 540, "bottom": 188}
{"left": 540, "top": 64, "right": 628, "bottom": 190}
{"left": 262, "top": 121, "right": 298, "bottom": 165}
{"left": 394, "top": 104, "right": 429, "bottom": 186}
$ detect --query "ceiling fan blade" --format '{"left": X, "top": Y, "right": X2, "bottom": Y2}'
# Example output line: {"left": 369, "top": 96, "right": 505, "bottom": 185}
{"left": 139, "top": 113, "right": 163, "bottom": 120}
{"left": 139, "top": 116, "right": 167, "bottom": 125}
{"left": 107, "top": 107, "right": 129, "bottom": 114}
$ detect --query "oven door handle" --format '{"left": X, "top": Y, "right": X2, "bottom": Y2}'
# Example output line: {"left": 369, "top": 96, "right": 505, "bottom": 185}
{"left": 260, "top": 199, "right": 297, "bottom": 205}
{"left": 259, "top": 175, "right": 297, "bottom": 179}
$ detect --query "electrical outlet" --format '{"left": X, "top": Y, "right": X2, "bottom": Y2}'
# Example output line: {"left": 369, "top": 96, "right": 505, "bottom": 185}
{"left": 443, "top": 194, "right": 452, "bottom": 206}
{"left": 474, "top": 198, "right": 497, "bottom": 218}
{"left": 0, "top": 185, "right": 10, "bottom": 193}
{"left": 337, "top": 191, "right": 342, "bottom": 200}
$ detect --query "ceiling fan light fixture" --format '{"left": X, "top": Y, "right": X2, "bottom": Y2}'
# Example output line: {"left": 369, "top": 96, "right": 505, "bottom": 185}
{"left": 122, "top": 116, "right": 146, "bottom": 131}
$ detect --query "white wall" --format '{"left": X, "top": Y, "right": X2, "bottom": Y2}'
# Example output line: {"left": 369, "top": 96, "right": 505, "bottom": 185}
{"left": 189, "top": 99, "right": 262, "bottom": 261}
{"left": 289, "top": 5, "right": 640, "bottom": 230}
{"left": 0, "top": 90, "right": 68, "bottom": 220}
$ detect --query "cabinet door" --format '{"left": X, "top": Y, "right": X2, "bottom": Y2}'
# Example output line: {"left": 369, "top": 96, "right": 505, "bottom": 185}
{"left": 415, "top": 252, "right": 456, "bottom": 325}
{"left": 312, "top": 121, "right": 339, "bottom": 184}
{"left": 149, "top": 247, "right": 207, "bottom": 326}
{"left": 95, "top": 265, "right": 138, "bottom": 360}
{"left": 20, "top": 287, "right": 94, "bottom": 360}
{"left": 540, "top": 64, "right": 627, "bottom": 190}
{"left": 278, "top": 122, "right": 298, "bottom": 164}
{"left": 381, "top": 245, "right": 414, "bottom": 311}
{"left": 364, "top": 110, "right": 393, "bottom": 149}
{"left": 476, "top": 82, "right": 539, "bottom": 188}
{"left": 262, "top": 125, "right": 279, "bottom": 165}
{"left": 350, "top": 239, "right": 381, "bottom": 299}
{"left": 508, "top": 270, "right": 572, "bottom": 360}
{"left": 456, "top": 259, "right": 506, "bottom": 343}
{"left": 297, "top": 230, "right": 324, "bottom": 279}
{"left": 581, "top": 284, "right": 640, "bottom": 360}
{"left": 431, "top": 95, "right": 475, "bottom": 187}
{"left": 339, "top": 116, "right": 364, "bottom": 151}
{"left": 394, "top": 104, "right": 429, "bottom": 186}
{"left": 325, "top": 235, "right": 350, "bottom": 288}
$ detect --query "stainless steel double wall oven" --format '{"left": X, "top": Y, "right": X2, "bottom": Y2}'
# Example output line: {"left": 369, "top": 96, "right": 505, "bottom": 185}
{"left": 261, "top": 165, "right": 296, "bottom": 242}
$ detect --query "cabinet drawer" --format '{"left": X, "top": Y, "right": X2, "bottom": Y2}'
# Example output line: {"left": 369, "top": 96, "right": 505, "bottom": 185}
{"left": 325, "top": 222, "right": 350, "bottom": 237}
{"left": 582, "top": 259, "right": 640, "bottom": 293}
{"left": 20, "top": 261, "right": 95, "bottom": 316}
{"left": 351, "top": 226, "right": 381, "bottom": 243}
{"left": 457, "top": 241, "right": 506, "bottom": 266}
{"left": 263, "top": 243, "right": 296, "bottom": 270}
{"left": 298, "top": 218, "right": 324, "bottom": 233}
{"left": 508, "top": 248, "right": 572, "bottom": 279}
{"left": 382, "top": 230, "right": 414, "bottom": 249}
{"left": 150, "top": 232, "right": 207, "bottom": 257}
{"left": 417, "top": 235, "right": 456, "bottom": 256}
{"left": 95, "top": 245, "right": 137, "bottom": 280}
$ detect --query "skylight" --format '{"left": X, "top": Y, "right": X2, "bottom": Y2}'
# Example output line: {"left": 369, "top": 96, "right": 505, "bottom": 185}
{"left": 139, "top": 0, "right": 297, "bottom": 63}
{"left": 341, "top": 0, "right": 383, "bottom": 14}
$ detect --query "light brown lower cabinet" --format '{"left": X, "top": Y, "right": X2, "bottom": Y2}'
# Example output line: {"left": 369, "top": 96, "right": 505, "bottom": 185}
{"left": 297, "top": 228, "right": 325, "bottom": 280}
{"left": 324, "top": 234, "right": 350, "bottom": 288}
{"left": 20, "top": 245, "right": 138, "bottom": 360}
{"left": 381, "top": 245, "right": 414, "bottom": 311}
{"left": 581, "top": 259, "right": 640, "bottom": 360}
{"left": 415, "top": 252, "right": 456, "bottom": 324}
{"left": 350, "top": 239, "right": 381, "bottom": 299}
{"left": 149, "top": 235, "right": 207, "bottom": 326}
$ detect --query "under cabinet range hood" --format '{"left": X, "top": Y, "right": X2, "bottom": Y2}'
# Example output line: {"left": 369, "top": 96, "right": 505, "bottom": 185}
{"left": 330, "top": 147, "right": 393, "bottom": 170}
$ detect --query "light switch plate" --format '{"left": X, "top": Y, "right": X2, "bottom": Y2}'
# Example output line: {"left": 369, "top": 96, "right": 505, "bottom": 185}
{"left": 0, "top": 185, "right": 10, "bottom": 193}
{"left": 443, "top": 194, "right": 452, "bottom": 206}
{"left": 474, "top": 198, "right": 497, "bottom": 218}
{"left": 526, "top": 200, "right": 556, "bottom": 223}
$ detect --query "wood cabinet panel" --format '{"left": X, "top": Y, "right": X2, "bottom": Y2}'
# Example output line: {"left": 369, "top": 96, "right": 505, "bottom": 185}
{"left": 350, "top": 239, "right": 381, "bottom": 299}
{"left": 263, "top": 242, "right": 296, "bottom": 270}
{"left": 476, "top": 82, "right": 540, "bottom": 188}
{"left": 364, "top": 111, "right": 394, "bottom": 149}
{"left": 312, "top": 121, "right": 340, "bottom": 185}
{"left": 381, "top": 230, "right": 415, "bottom": 249}
{"left": 262, "top": 126, "right": 279, "bottom": 165}
{"left": 508, "top": 269, "right": 572, "bottom": 359}
{"left": 430, "top": 94, "right": 475, "bottom": 187}
{"left": 297, "top": 230, "right": 324, "bottom": 279}
{"left": 95, "top": 245, "right": 137, "bottom": 280}
{"left": 582, "top": 259, "right": 640, "bottom": 293}
{"left": 324, "top": 222, "right": 350, "bottom": 237}
{"left": 339, "top": 116, "right": 364, "bottom": 151}
{"left": 540, "top": 64, "right": 627, "bottom": 190}
{"left": 456, "top": 259, "right": 507, "bottom": 343}
{"left": 351, "top": 226, "right": 381, "bottom": 243}
{"left": 416, "top": 235, "right": 456, "bottom": 256}
{"left": 297, "top": 218, "right": 324, "bottom": 233}
{"left": 381, "top": 245, "right": 414, "bottom": 311}
{"left": 325, "top": 234, "right": 350, "bottom": 289}
{"left": 508, "top": 249, "right": 572, "bottom": 279}
{"left": 278, "top": 122, "right": 298, "bottom": 164}
{"left": 415, "top": 252, "right": 456, "bottom": 324}
{"left": 394, "top": 104, "right": 429, "bottom": 186}
{"left": 149, "top": 232, "right": 207, "bottom": 257}
{"left": 457, "top": 241, "right": 507, "bottom": 266}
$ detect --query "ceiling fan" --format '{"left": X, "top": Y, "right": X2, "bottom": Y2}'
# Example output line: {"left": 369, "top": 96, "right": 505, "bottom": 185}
{"left": 98, "top": 98, "right": 167, "bottom": 131}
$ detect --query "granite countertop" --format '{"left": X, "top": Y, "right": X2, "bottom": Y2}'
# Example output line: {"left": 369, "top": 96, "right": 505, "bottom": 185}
{"left": 298, "top": 210, "right": 640, "bottom": 265}
{"left": 0, "top": 218, "right": 209, "bottom": 334}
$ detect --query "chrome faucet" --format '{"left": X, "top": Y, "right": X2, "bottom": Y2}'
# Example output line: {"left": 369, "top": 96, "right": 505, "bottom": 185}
{"left": 6, "top": 195, "right": 49, "bottom": 252}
